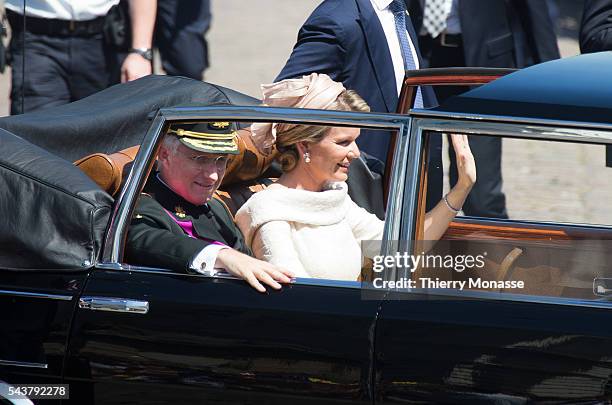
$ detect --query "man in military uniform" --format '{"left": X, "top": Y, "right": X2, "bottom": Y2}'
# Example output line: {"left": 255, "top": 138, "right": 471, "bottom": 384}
{"left": 126, "top": 122, "right": 293, "bottom": 292}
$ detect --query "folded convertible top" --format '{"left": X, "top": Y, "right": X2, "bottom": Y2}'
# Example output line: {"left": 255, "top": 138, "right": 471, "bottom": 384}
{"left": 0, "top": 128, "right": 113, "bottom": 270}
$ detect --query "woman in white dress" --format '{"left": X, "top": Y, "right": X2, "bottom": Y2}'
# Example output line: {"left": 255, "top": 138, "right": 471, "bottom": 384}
{"left": 235, "top": 73, "right": 476, "bottom": 281}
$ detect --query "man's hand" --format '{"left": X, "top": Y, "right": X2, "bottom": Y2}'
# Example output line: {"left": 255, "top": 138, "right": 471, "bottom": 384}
{"left": 121, "top": 53, "right": 152, "bottom": 83}
{"left": 216, "top": 249, "right": 295, "bottom": 293}
{"left": 123, "top": 0, "right": 156, "bottom": 83}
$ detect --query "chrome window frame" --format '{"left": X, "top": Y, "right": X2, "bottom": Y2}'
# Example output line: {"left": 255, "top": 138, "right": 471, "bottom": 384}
{"left": 99, "top": 105, "right": 411, "bottom": 289}
{"left": 397, "top": 109, "right": 612, "bottom": 307}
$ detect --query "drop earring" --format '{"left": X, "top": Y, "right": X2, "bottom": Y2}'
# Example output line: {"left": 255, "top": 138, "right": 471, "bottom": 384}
{"left": 303, "top": 151, "right": 311, "bottom": 163}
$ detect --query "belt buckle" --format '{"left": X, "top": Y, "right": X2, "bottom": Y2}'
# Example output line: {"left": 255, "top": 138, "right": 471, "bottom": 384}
{"left": 440, "top": 32, "right": 459, "bottom": 48}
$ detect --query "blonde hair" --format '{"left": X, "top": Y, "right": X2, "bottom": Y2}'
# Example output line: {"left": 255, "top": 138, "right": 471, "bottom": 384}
{"left": 276, "top": 90, "right": 370, "bottom": 172}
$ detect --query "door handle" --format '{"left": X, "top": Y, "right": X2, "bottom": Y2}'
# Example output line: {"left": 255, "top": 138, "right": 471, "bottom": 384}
{"left": 79, "top": 296, "right": 149, "bottom": 314}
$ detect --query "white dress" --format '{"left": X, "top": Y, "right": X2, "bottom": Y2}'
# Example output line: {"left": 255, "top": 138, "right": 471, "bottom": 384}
{"left": 235, "top": 182, "right": 384, "bottom": 281}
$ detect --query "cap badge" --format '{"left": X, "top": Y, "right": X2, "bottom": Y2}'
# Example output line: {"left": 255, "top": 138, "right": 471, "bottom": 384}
{"left": 174, "top": 206, "right": 187, "bottom": 218}
{"left": 210, "top": 122, "right": 230, "bottom": 130}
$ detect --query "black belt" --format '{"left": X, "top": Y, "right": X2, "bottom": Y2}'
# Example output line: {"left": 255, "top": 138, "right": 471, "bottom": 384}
{"left": 423, "top": 32, "right": 462, "bottom": 48}
{"left": 7, "top": 9, "right": 106, "bottom": 37}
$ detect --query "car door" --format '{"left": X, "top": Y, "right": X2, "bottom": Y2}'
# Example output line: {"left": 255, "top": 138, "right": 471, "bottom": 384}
{"left": 0, "top": 271, "right": 87, "bottom": 405}
{"left": 65, "top": 268, "right": 380, "bottom": 405}
{"left": 63, "top": 107, "right": 409, "bottom": 404}
{"left": 374, "top": 117, "right": 612, "bottom": 403}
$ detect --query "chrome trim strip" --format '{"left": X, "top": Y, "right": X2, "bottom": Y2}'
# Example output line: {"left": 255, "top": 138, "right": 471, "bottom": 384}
{"left": 0, "top": 360, "right": 48, "bottom": 369}
{"left": 103, "top": 114, "right": 166, "bottom": 263}
{"left": 392, "top": 120, "right": 423, "bottom": 280}
{"left": 383, "top": 122, "right": 409, "bottom": 245}
{"left": 159, "top": 106, "right": 406, "bottom": 130}
{"left": 97, "top": 262, "right": 182, "bottom": 274}
{"left": 400, "top": 121, "right": 423, "bottom": 246}
{"left": 412, "top": 116, "right": 612, "bottom": 144}
{"left": 410, "top": 108, "right": 612, "bottom": 135}
{"left": 95, "top": 262, "right": 126, "bottom": 271}
{"left": 79, "top": 297, "right": 149, "bottom": 314}
{"left": 96, "top": 263, "right": 365, "bottom": 289}
{"left": 291, "top": 278, "right": 363, "bottom": 289}
{"left": 0, "top": 290, "right": 72, "bottom": 301}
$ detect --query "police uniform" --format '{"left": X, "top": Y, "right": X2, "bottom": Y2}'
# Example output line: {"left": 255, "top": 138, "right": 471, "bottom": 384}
{"left": 125, "top": 122, "right": 251, "bottom": 273}
{"left": 5, "top": 0, "right": 120, "bottom": 114}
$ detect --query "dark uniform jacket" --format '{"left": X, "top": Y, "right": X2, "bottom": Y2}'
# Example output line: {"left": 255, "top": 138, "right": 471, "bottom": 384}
{"left": 125, "top": 175, "right": 250, "bottom": 272}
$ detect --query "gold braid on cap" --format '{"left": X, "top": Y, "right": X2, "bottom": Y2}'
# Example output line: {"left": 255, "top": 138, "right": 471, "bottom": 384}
{"left": 169, "top": 128, "right": 238, "bottom": 140}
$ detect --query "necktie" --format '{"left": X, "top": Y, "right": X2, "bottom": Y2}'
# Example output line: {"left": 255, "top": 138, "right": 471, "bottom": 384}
{"left": 389, "top": 0, "right": 423, "bottom": 108}
{"left": 423, "top": 0, "right": 453, "bottom": 38}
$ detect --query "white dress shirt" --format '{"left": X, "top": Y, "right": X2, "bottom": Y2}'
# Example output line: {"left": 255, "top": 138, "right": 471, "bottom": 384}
{"left": 5, "top": 0, "right": 119, "bottom": 21}
{"left": 370, "top": 0, "right": 421, "bottom": 95}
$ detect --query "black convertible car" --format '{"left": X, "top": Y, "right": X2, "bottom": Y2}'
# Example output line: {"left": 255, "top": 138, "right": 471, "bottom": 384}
{"left": 1, "top": 52, "right": 612, "bottom": 404}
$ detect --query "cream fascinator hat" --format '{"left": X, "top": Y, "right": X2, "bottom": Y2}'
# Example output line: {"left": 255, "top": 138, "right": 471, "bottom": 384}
{"left": 251, "top": 73, "right": 346, "bottom": 155}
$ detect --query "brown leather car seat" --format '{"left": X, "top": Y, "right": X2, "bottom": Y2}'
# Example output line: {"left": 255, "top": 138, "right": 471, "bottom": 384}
{"left": 74, "top": 145, "right": 140, "bottom": 196}
{"left": 74, "top": 128, "right": 277, "bottom": 215}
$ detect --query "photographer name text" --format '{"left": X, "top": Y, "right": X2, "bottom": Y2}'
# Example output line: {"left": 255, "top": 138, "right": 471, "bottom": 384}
{"left": 373, "top": 277, "right": 524, "bottom": 290}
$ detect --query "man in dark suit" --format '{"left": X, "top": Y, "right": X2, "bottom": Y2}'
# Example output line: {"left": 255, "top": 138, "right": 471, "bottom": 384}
{"left": 580, "top": 0, "right": 612, "bottom": 53}
{"left": 126, "top": 122, "right": 293, "bottom": 292}
{"left": 411, "top": 0, "right": 560, "bottom": 218}
{"left": 276, "top": 0, "right": 442, "bottom": 212}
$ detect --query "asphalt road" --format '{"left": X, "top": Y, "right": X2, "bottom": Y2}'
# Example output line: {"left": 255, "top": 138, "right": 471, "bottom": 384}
{"left": 2, "top": 1, "right": 604, "bottom": 225}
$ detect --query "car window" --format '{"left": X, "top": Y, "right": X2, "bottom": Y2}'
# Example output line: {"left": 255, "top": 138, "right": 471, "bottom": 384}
{"left": 449, "top": 136, "right": 612, "bottom": 226}
{"left": 411, "top": 129, "right": 612, "bottom": 302}
{"left": 123, "top": 121, "right": 398, "bottom": 286}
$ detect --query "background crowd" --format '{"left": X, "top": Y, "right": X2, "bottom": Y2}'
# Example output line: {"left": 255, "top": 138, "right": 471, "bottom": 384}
{"left": 0, "top": 0, "right": 611, "bottom": 221}
{"left": 0, "top": 0, "right": 608, "bottom": 114}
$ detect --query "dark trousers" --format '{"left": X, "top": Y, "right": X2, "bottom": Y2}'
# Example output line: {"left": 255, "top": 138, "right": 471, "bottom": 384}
{"left": 8, "top": 12, "right": 113, "bottom": 115}
{"left": 419, "top": 35, "right": 508, "bottom": 219}
{"left": 156, "top": 0, "right": 211, "bottom": 80}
